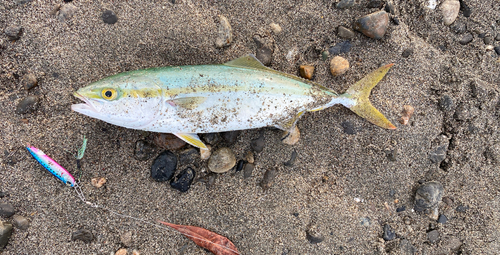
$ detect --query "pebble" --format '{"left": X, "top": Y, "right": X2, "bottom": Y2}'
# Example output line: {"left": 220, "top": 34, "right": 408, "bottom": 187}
{"left": 367, "top": 0, "right": 384, "bottom": 9}
{"left": 91, "top": 177, "right": 106, "bottom": 188}
{"left": 0, "top": 203, "right": 15, "bottom": 218}
{"left": 244, "top": 151, "right": 254, "bottom": 164}
{"left": 440, "top": 0, "right": 460, "bottom": 26}
{"left": 120, "top": 231, "right": 133, "bottom": 247}
{"left": 399, "top": 239, "right": 417, "bottom": 254}
{"left": 328, "top": 41, "right": 352, "bottom": 55}
{"left": 330, "top": 56, "right": 349, "bottom": 76}
{"left": 0, "top": 221, "right": 12, "bottom": 249}
{"left": 215, "top": 15, "right": 232, "bottom": 48}
{"left": 391, "top": 16, "right": 400, "bottom": 25}
{"left": 236, "top": 160, "right": 245, "bottom": 172}
{"left": 50, "top": 3, "right": 61, "bottom": 15}
{"left": 102, "top": 10, "right": 118, "bottom": 24}
{"left": 496, "top": 33, "right": 500, "bottom": 41}
{"left": 438, "top": 214, "right": 448, "bottom": 224}
{"left": 451, "top": 22, "right": 466, "bottom": 34}
{"left": 337, "top": 26, "right": 355, "bottom": 39}
{"left": 71, "top": 229, "right": 93, "bottom": 243}
{"left": 221, "top": 131, "right": 239, "bottom": 145}
{"left": 170, "top": 167, "right": 196, "bottom": 192}
{"left": 321, "top": 51, "right": 329, "bottom": 61}
{"left": 0, "top": 192, "right": 5, "bottom": 198}
{"left": 383, "top": 224, "right": 396, "bottom": 241}
{"left": 459, "top": 34, "right": 473, "bottom": 45}
{"left": 152, "top": 133, "right": 186, "bottom": 150}
{"left": 385, "top": 148, "right": 397, "bottom": 161}
{"left": 427, "top": 230, "right": 440, "bottom": 244}
{"left": 484, "top": 36, "right": 493, "bottom": 45}
{"left": 360, "top": 217, "right": 371, "bottom": 227}
{"left": 16, "top": 96, "right": 39, "bottom": 114}
{"left": 384, "top": 2, "right": 395, "bottom": 14}
{"left": 15, "top": 0, "right": 33, "bottom": 5}
{"left": 4, "top": 26, "right": 23, "bottom": 40}
{"left": 202, "top": 133, "right": 221, "bottom": 145}
{"left": 414, "top": 181, "right": 444, "bottom": 216}
{"left": 456, "top": 205, "right": 469, "bottom": 212}
{"left": 306, "top": 225, "right": 324, "bottom": 244}
{"left": 494, "top": 46, "right": 500, "bottom": 56}
{"left": 443, "top": 196, "right": 454, "bottom": 206}
{"left": 459, "top": 0, "right": 471, "bottom": 17}
{"left": 269, "top": 23, "right": 282, "bottom": 34}
{"left": 23, "top": 73, "right": 38, "bottom": 90}
{"left": 353, "top": 11, "right": 389, "bottom": 39}
{"left": 284, "top": 150, "right": 297, "bottom": 167}
{"left": 115, "top": 248, "right": 127, "bottom": 255}
{"left": 132, "top": 250, "right": 140, "bottom": 255}
{"left": 281, "top": 126, "right": 300, "bottom": 145}
{"left": 341, "top": 121, "right": 356, "bottom": 134}
{"left": 299, "top": 65, "right": 314, "bottom": 80}
{"left": 58, "top": 4, "right": 77, "bottom": 21}
{"left": 402, "top": 48, "right": 413, "bottom": 58}
{"left": 399, "top": 105, "right": 414, "bottom": 125}
{"left": 429, "top": 145, "right": 447, "bottom": 164}
{"left": 439, "top": 95, "right": 455, "bottom": 111}
{"left": 151, "top": 151, "right": 177, "bottom": 182}
{"left": 250, "top": 134, "right": 265, "bottom": 153}
{"left": 179, "top": 148, "right": 199, "bottom": 166}
{"left": 260, "top": 168, "right": 277, "bottom": 190}
{"left": 396, "top": 206, "right": 406, "bottom": 212}
{"left": 336, "top": 0, "right": 355, "bottom": 9}
{"left": 256, "top": 46, "right": 273, "bottom": 66}
{"left": 200, "top": 145, "right": 211, "bottom": 160}
{"left": 243, "top": 163, "right": 255, "bottom": 178}
{"left": 134, "top": 140, "right": 157, "bottom": 161}
{"left": 208, "top": 147, "right": 236, "bottom": 173}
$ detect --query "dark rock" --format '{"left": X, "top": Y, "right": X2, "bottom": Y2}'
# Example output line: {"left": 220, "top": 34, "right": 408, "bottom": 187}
{"left": 451, "top": 23, "right": 467, "bottom": 34}
{"left": 484, "top": 36, "right": 493, "bottom": 45}
{"left": 284, "top": 150, "right": 297, "bottom": 167}
{"left": 392, "top": 16, "right": 400, "bottom": 25}
{"left": 0, "top": 221, "right": 13, "bottom": 249}
{"left": 58, "top": 4, "right": 77, "bottom": 21}
{"left": 15, "top": 0, "right": 34, "bottom": 4}
{"left": 336, "top": 0, "right": 354, "bottom": 9}
{"left": 250, "top": 134, "right": 265, "bottom": 153}
{"left": 328, "top": 41, "right": 352, "bottom": 55}
{"left": 306, "top": 226, "right": 324, "bottom": 244}
{"left": 102, "top": 10, "right": 118, "bottom": 24}
{"left": 12, "top": 215, "right": 29, "bottom": 230}
{"left": 353, "top": 11, "right": 389, "bottom": 39}
{"left": 0, "top": 192, "right": 5, "bottom": 198}
{"left": 71, "top": 229, "right": 93, "bottom": 243}
{"left": 367, "top": 0, "right": 384, "bottom": 9}
{"left": 4, "top": 26, "right": 23, "bottom": 41}
{"left": 360, "top": 217, "right": 371, "bottom": 227}
{"left": 459, "top": 34, "right": 473, "bottom": 45}
{"left": 438, "top": 214, "right": 448, "bottom": 224}
{"left": 341, "top": 121, "right": 356, "bottom": 135}
{"left": 414, "top": 181, "right": 444, "bottom": 212}
{"left": 260, "top": 168, "right": 277, "bottom": 190}
{"left": 494, "top": 46, "right": 500, "bottom": 56}
{"left": 151, "top": 151, "right": 177, "bottom": 182}
{"left": 396, "top": 206, "right": 406, "bottom": 212}
{"left": 221, "top": 131, "right": 240, "bottom": 145}
{"left": 243, "top": 163, "right": 254, "bottom": 178}
{"left": 0, "top": 203, "right": 15, "bottom": 218}
{"left": 402, "top": 48, "right": 413, "bottom": 58}
{"left": 389, "top": 190, "right": 396, "bottom": 197}
{"left": 202, "top": 133, "right": 221, "bottom": 145}
{"left": 496, "top": 33, "right": 500, "bottom": 41}
{"left": 134, "top": 140, "right": 157, "bottom": 161}
{"left": 429, "top": 145, "right": 447, "bottom": 164}
{"left": 321, "top": 51, "right": 329, "bottom": 61}
{"left": 178, "top": 148, "right": 199, "bottom": 166}
{"left": 459, "top": 0, "right": 471, "bottom": 17}
{"left": 337, "top": 26, "right": 355, "bottom": 39}
{"left": 16, "top": 96, "right": 39, "bottom": 114}
{"left": 439, "top": 95, "right": 455, "bottom": 111}
{"left": 208, "top": 147, "right": 236, "bottom": 173}
{"left": 152, "top": 133, "right": 186, "bottom": 150}
{"left": 256, "top": 47, "right": 273, "bottom": 66}
{"left": 384, "top": 2, "right": 395, "bottom": 14}
{"left": 383, "top": 224, "right": 396, "bottom": 241}
{"left": 427, "top": 230, "right": 440, "bottom": 244}
{"left": 456, "top": 205, "right": 469, "bottom": 212}
{"left": 478, "top": 33, "right": 486, "bottom": 38}
{"left": 235, "top": 160, "right": 245, "bottom": 172}
{"left": 170, "top": 167, "right": 195, "bottom": 192}
{"left": 23, "top": 73, "right": 38, "bottom": 90}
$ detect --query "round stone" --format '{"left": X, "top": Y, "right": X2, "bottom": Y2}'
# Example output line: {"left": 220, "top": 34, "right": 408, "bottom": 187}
{"left": 330, "top": 56, "right": 349, "bottom": 76}
{"left": 440, "top": 0, "right": 460, "bottom": 26}
{"left": 208, "top": 147, "right": 236, "bottom": 173}
{"left": 353, "top": 10, "right": 389, "bottom": 39}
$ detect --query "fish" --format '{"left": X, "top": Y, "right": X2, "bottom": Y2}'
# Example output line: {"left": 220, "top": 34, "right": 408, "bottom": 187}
{"left": 72, "top": 55, "right": 395, "bottom": 150}
{"left": 26, "top": 144, "right": 76, "bottom": 187}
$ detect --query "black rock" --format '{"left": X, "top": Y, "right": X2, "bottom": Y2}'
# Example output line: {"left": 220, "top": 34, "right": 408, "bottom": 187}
{"left": 494, "top": 46, "right": 500, "bottom": 56}
{"left": 151, "top": 151, "right": 177, "bottom": 182}
{"left": 384, "top": 2, "right": 395, "bottom": 14}
{"left": 0, "top": 192, "right": 5, "bottom": 198}
{"left": 484, "top": 36, "right": 493, "bottom": 45}
{"left": 221, "top": 131, "right": 240, "bottom": 145}
{"left": 438, "top": 214, "right": 448, "bottom": 224}
{"left": 256, "top": 47, "right": 273, "bottom": 66}
{"left": 4, "top": 26, "right": 23, "bottom": 41}
{"left": 337, "top": 26, "right": 355, "bottom": 39}
{"left": 284, "top": 150, "right": 297, "bottom": 167}
{"left": 235, "top": 160, "right": 245, "bottom": 172}
{"left": 23, "top": 73, "right": 38, "bottom": 90}
{"left": 383, "top": 224, "right": 396, "bottom": 241}
{"left": 71, "top": 229, "right": 93, "bottom": 243}
{"left": 260, "top": 168, "right": 277, "bottom": 190}
{"left": 459, "top": 34, "right": 473, "bottom": 45}
{"left": 15, "top": 96, "right": 39, "bottom": 114}
{"left": 341, "top": 121, "right": 356, "bottom": 135}
{"left": 102, "top": 10, "right": 118, "bottom": 24}
{"left": 427, "top": 230, "right": 440, "bottom": 244}
{"left": 414, "top": 181, "right": 444, "bottom": 212}
{"left": 170, "top": 167, "right": 195, "bottom": 192}
{"left": 451, "top": 23, "right": 467, "bottom": 34}
{"left": 250, "top": 134, "right": 265, "bottom": 153}
{"left": 478, "top": 33, "right": 486, "bottom": 38}
{"left": 439, "top": 95, "right": 455, "bottom": 111}
{"left": 456, "top": 205, "right": 469, "bottom": 212}
{"left": 392, "top": 16, "right": 400, "bottom": 25}
{"left": 0, "top": 221, "right": 13, "bottom": 249}
{"left": 396, "top": 206, "right": 406, "bottom": 212}
{"left": 402, "top": 48, "right": 413, "bottom": 58}
{"left": 367, "top": 0, "right": 384, "bottom": 9}
{"left": 459, "top": 0, "right": 471, "bottom": 17}
{"left": 134, "top": 140, "right": 157, "bottom": 161}
{"left": 0, "top": 203, "right": 15, "bottom": 218}
{"left": 202, "top": 133, "right": 221, "bottom": 145}
{"left": 243, "top": 163, "right": 254, "bottom": 178}
{"left": 336, "top": 0, "right": 354, "bottom": 9}
{"left": 328, "top": 41, "right": 352, "bottom": 55}
{"left": 178, "top": 148, "right": 199, "bottom": 166}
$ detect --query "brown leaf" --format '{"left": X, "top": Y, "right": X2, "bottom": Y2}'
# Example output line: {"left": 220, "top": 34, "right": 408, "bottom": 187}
{"left": 158, "top": 221, "right": 240, "bottom": 255}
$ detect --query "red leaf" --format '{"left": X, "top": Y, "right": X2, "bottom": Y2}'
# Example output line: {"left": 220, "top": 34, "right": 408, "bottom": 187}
{"left": 158, "top": 221, "right": 240, "bottom": 255}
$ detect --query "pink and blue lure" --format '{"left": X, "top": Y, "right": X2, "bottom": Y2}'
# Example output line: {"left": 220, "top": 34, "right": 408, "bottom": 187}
{"left": 26, "top": 144, "right": 76, "bottom": 187}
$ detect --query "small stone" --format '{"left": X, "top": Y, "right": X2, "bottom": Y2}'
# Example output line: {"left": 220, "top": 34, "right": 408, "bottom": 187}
{"left": 367, "top": 0, "right": 384, "bottom": 9}
{"left": 102, "top": 10, "right": 118, "bottom": 24}
{"left": 15, "top": 0, "right": 33, "bottom": 5}
{"left": 23, "top": 73, "right": 38, "bottom": 90}
{"left": 0, "top": 203, "right": 15, "bottom": 218}
{"left": 441, "top": 236, "right": 462, "bottom": 252}
{"left": 202, "top": 133, "right": 221, "bottom": 145}
{"left": 50, "top": 3, "right": 61, "bottom": 15}
{"left": 299, "top": 65, "right": 314, "bottom": 80}
{"left": 336, "top": 0, "right": 355, "bottom": 9}
{"left": 208, "top": 147, "right": 236, "bottom": 173}
{"left": 439, "top": 95, "right": 455, "bottom": 111}
{"left": 385, "top": 148, "right": 397, "bottom": 161}
{"left": 403, "top": 216, "right": 411, "bottom": 225}
{"left": 330, "top": 56, "right": 349, "bottom": 76}
{"left": 429, "top": 145, "right": 447, "bottom": 164}
{"left": 200, "top": 145, "right": 211, "bottom": 160}
{"left": 0, "top": 192, "right": 5, "bottom": 198}
{"left": 360, "top": 217, "right": 371, "bottom": 227}
{"left": 250, "top": 134, "right": 265, "bottom": 153}
{"left": 392, "top": 16, "right": 400, "bottom": 25}
{"left": 427, "top": 230, "right": 440, "bottom": 244}
{"left": 71, "top": 229, "right": 93, "bottom": 243}
{"left": 256, "top": 46, "right": 273, "bottom": 66}
{"left": 496, "top": 33, "right": 500, "bottom": 41}
{"left": 459, "top": 0, "right": 471, "bottom": 17}
{"left": 132, "top": 250, "right": 140, "bottom": 255}
{"left": 221, "top": 131, "right": 239, "bottom": 145}
{"left": 215, "top": 15, "right": 232, "bottom": 48}
{"left": 115, "top": 248, "right": 127, "bottom": 255}
{"left": 244, "top": 151, "right": 254, "bottom": 164}
{"left": 451, "top": 23, "right": 467, "bottom": 34}
{"left": 269, "top": 23, "right": 282, "bottom": 34}
{"left": 494, "top": 46, "right": 500, "bottom": 56}
{"left": 235, "top": 160, "right": 245, "bottom": 172}
{"left": 353, "top": 11, "right": 389, "bottom": 39}
{"left": 16, "top": 96, "right": 39, "bottom": 114}
{"left": 170, "top": 167, "right": 195, "bottom": 192}
{"left": 383, "top": 224, "right": 396, "bottom": 241}
{"left": 443, "top": 196, "right": 454, "bottom": 206}
{"left": 0, "top": 221, "right": 13, "bottom": 249}
{"left": 321, "top": 51, "right": 329, "bottom": 61}
{"left": 151, "top": 151, "right": 177, "bottom": 182}
{"left": 459, "top": 34, "right": 473, "bottom": 45}
{"left": 484, "top": 36, "right": 493, "bottom": 45}
{"left": 281, "top": 126, "right": 300, "bottom": 145}
{"left": 456, "top": 205, "right": 469, "bottom": 212}
{"left": 58, "top": 4, "right": 78, "bottom": 21}
{"left": 260, "top": 168, "right": 277, "bottom": 190}
{"left": 134, "top": 140, "right": 157, "bottom": 161}
{"left": 414, "top": 181, "right": 444, "bottom": 213}
{"left": 384, "top": 2, "right": 395, "bottom": 14}
{"left": 402, "top": 48, "right": 413, "bottom": 58}
{"left": 341, "top": 121, "right": 356, "bottom": 134}
{"left": 328, "top": 41, "right": 352, "bottom": 55}
{"left": 337, "top": 26, "right": 355, "bottom": 39}
{"left": 12, "top": 215, "right": 28, "bottom": 230}
{"left": 440, "top": 0, "right": 460, "bottom": 26}
{"left": 396, "top": 206, "right": 406, "bottom": 212}
{"left": 399, "top": 105, "right": 414, "bottom": 125}
{"left": 91, "top": 177, "right": 106, "bottom": 188}
{"left": 243, "top": 163, "right": 255, "bottom": 178}
{"left": 4, "top": 26, "right": 23, "bottom": 41}
{"left": 121, "top": 231, "right": 133, "bottom": 247}
{"left": 438, "top": 214, "right": 448, "bottom": 224}
{"left": 306, "top": 225, "right": 324, "bottom": 244}
{"left": 152, "top": 133, "right": 186, "bottom": 150}
{"left": 284, "top": 150, "right": 297, "bottom": 167}
{"left": 179, "top": 148, "right": 199, "bottom": 166}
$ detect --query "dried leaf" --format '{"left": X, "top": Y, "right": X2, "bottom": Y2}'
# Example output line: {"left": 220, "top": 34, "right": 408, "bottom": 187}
{"left": 158, "top": 221, "right": 240, "bottom": 255}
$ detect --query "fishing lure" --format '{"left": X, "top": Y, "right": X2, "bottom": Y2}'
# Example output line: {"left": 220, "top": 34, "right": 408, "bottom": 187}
{"left": 26, "top": 144, "right": 76, "bottom": 187}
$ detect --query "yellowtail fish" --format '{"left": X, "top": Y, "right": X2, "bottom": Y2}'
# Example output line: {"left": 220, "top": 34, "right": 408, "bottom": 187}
{"left": 71, "top": 55, "right": 395, "bottom": 150}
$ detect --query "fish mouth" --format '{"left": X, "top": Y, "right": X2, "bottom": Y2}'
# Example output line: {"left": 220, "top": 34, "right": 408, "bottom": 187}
{"left": 71, "top": 92, "right": 99, "bottom": 113}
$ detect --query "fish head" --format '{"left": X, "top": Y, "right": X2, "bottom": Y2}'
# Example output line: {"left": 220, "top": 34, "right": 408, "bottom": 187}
{"left": 71, "top": 74, "right": 163, "bottom": 129}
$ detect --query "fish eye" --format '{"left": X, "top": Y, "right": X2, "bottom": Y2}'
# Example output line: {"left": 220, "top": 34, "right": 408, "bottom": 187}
{"left": 65, "top": 180, "right": 72, "bottom": 186}
{"left": 101, "top": 88, "right": 117, "bottom": 100}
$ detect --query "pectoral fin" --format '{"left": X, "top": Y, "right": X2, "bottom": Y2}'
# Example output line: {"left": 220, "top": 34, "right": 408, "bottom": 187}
{"left": 167, "top": 97, "right": 207, "bottom": 110}
{"left": 174, "top": 133, "right": 209, "bottom": 150}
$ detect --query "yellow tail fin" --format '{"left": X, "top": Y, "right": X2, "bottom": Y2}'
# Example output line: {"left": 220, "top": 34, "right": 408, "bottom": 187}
{"left": 345, "top": 64, "right": 396, "bottom": 129}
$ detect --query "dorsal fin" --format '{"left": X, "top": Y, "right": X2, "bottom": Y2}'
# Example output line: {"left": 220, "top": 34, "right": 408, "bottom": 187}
{"left": 224, "top": 54, "right": 269, "bottom": 70}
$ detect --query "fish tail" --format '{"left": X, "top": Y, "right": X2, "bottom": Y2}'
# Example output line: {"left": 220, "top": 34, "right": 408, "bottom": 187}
{"left": 339, "top": 64, "right": 396, "bottom": 129}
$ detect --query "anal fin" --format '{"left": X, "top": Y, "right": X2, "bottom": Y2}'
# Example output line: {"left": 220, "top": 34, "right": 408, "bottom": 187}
{"left": 173, "top": 133, "right": 209, "bottom": 150}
